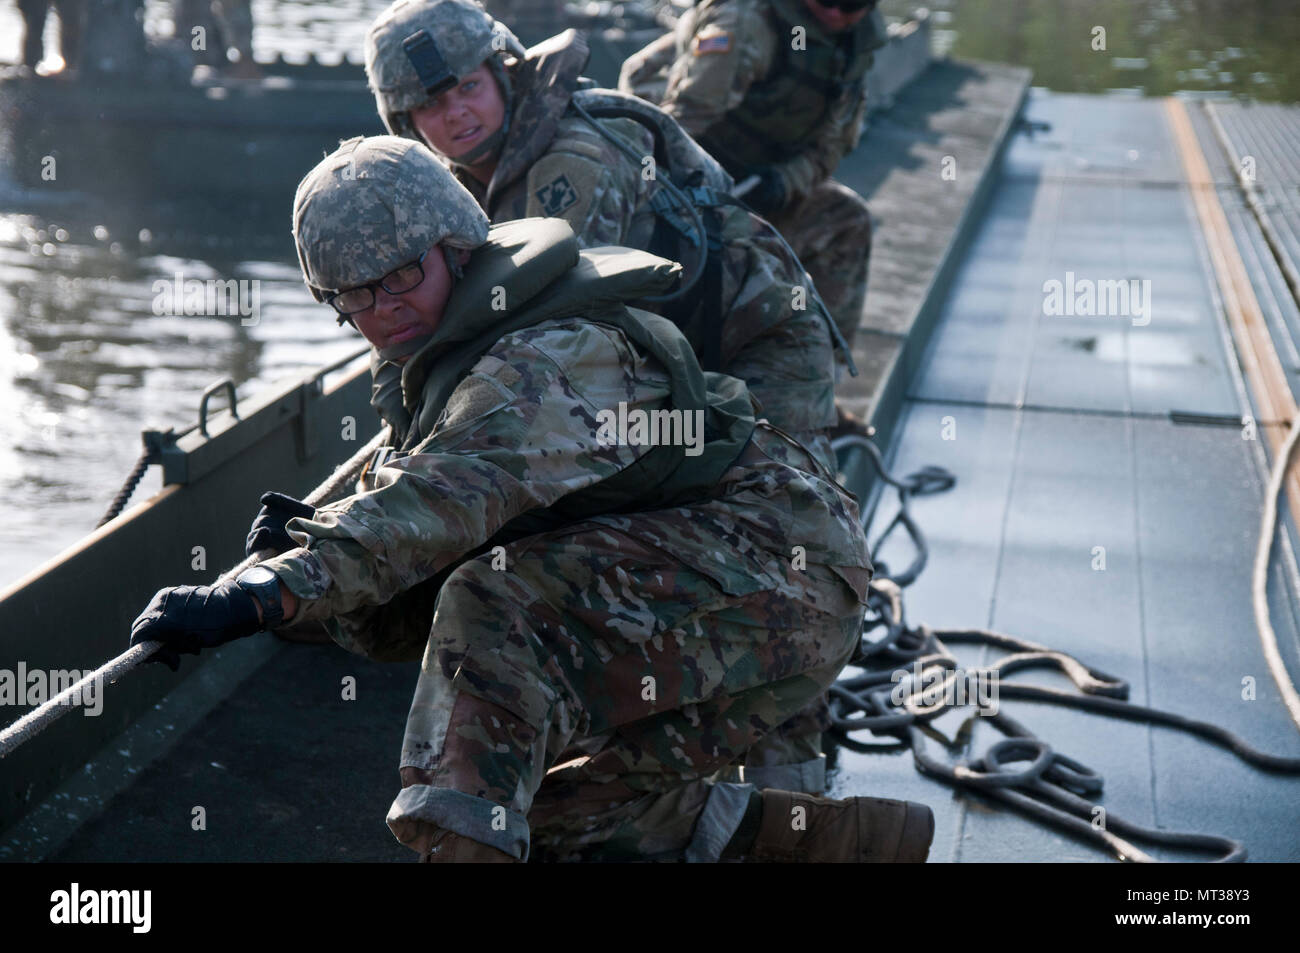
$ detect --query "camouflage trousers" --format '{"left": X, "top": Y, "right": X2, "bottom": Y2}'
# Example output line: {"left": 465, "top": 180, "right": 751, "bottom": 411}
{"left": 714, "top": 690, "right": 831, "bottom": 793}
{"left": 715, "top": 429, "right": 835, "bottom": 795}
{"left": 768, "top": 178, "right": 873, "bottom": 356}
{"left": 385, "top": 515, "right": 865, "bottom": 862}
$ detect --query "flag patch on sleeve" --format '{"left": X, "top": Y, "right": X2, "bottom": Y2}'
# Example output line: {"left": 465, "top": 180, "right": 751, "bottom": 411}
{"left": 694, "top": 31, "right": 732, "bottom": 55}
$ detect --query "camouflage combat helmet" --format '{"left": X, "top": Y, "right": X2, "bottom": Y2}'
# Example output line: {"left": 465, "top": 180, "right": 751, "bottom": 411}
{"left": 365, "top": 0, "right": 526, "bottom": 147}
{"left": 292, "top": 135, "right": 489, "bottom": 303}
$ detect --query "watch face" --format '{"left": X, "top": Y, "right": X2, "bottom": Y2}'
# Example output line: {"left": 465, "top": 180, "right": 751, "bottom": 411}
{"left": 239, "top": 566, "right": 278, "bottom": 587}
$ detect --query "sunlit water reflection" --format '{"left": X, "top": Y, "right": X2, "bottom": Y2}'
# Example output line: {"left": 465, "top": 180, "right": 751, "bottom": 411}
{"left": 0, "top": 5, "right": 406, "bottom": 587}
{"left": 0, "top": 209, "right": 361, "bottom": 587}
{"left": 0, "top": 0, "right": 392, "bottom": 66}
{"left": 878, "top": 0, "right": 1300, "bottom": 102}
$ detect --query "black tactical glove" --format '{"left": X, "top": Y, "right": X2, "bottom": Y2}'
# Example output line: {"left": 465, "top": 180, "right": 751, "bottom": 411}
{"left": 245, "top": 491, "right": 315, "bottom": 558}
{"left": 744, "top": 167, "right": 789, "bottom": 217}
{"left": 129, "top": 582, "right": 262, "bottom": 671}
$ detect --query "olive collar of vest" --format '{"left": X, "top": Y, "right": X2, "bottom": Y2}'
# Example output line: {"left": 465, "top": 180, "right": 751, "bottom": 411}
{"left": 365, "top": 218, "right": 759, "bottom": 532}
{"left": 480, "top": 29, "right": 592, "bottom": 210}
{"left": 390, "top": 217, "right": 684, "bottom": 419}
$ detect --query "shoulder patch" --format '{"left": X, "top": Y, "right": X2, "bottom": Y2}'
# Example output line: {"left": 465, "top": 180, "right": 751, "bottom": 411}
{"left": 535, "top": 174, "right": 580, "bottom": 216}
{"left": 436, "top": 371, "right": 516, "bottom": 434}
{"left": 693, "top": 29, "right": 732, "bottom": 55}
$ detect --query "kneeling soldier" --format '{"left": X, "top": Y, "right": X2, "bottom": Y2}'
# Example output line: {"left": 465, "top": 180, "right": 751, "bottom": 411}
{"left": 130, "top": 137, "right": 933, "bottom": 863}
{"left": 367, "top": 0, "right": 856, "bottom": 791}
{"left": 624, "top": 0, "right": 886, "bottom": 361}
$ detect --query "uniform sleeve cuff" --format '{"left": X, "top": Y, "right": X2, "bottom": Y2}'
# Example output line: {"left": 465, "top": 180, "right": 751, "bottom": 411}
{"left": 259, "top": 547, "right": 333, "bottom": 614}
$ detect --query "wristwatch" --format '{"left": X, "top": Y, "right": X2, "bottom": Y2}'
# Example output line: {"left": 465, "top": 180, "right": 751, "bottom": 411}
{"left": 235, "top": 565, "right": 284, "bottom": 630}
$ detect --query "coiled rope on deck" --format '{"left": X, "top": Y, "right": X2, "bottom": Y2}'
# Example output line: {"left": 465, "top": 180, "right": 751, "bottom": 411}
{"left": 828, "top": 427, "right": 1300, "bottom": 863}
{"left": 0, "top": 427, "right": 391, "bottom": 761}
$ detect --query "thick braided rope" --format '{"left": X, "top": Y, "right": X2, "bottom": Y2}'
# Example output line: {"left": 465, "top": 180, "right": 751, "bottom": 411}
{"left": 0, "top": 427, "right": 390, "bottom": 760}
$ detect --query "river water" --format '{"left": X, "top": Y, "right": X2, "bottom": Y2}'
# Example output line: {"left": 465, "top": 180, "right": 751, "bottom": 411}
{"left": 0, "top": 203, "right": 368, "bottom": 588}
{"left": 0, "top": 2, "right": 402, "bottom": 587}
{"left": 878, "top": 0, "right": 1300, "bottom": 103}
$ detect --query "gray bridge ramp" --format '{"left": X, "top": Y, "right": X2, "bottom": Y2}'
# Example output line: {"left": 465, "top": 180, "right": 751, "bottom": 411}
{"left": 830, "top": 91, "right": 1300, "bottom": 862}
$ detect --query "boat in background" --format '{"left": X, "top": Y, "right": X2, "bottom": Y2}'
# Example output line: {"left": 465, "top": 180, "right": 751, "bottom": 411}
{"left": 0, "top": 6, "right": 666, "bottom": 203}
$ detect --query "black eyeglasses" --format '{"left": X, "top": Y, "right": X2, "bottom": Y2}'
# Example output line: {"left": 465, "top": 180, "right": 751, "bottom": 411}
{"left": 325, "top": 249, "right": 431, "bottom": 323}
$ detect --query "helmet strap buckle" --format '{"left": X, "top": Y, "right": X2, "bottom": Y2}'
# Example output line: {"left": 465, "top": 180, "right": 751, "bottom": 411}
{"left": 403, "top": 29, "right": 457, "bottom": 98}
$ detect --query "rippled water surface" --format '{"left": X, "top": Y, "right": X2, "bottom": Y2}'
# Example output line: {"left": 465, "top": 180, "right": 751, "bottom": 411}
{"left": 0, "top": 209, "right": 365, "bottom": 586}
{"left": 0, "top": 6, "right": 418, "bottom": 587}
{"left": 0, "top": 0, "right": 391, "bottom": 65}
{"left": 879, "top": 0, "right": 1300, "bottom": 102}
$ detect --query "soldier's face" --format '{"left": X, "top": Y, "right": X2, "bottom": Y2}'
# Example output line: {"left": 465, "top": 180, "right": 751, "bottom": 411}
{"left": 350, "top": 245, "right": 468, "bottom": 355}
{"left": 409, "top": 64, "right": 506, "bottom": 162}
{"left": 803, "top": 0, "right": 871, "bottom": 33}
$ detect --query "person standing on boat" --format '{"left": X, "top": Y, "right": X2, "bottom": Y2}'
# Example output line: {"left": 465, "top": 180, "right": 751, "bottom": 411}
{"left": 363, "top": 0, "right": 857, "bottom": 797}
{"left": 173, "top": 0, "right": 262, "bottom": 78}
{"left": 621, "top": 0, "right": 886, "bottom": 359}
{"left": 16, "top": 0, "right": 85, "bottom": 72}
{"left": 128, "top": 135, "right": 934, "bottom": 864}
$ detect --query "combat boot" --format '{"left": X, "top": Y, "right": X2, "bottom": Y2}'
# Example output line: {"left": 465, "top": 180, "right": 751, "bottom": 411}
{"left": 745, "top": 790, "right": 933, "bottom": 863}
{"left": 422, "top": 829, "right": 519, "bottom": 863}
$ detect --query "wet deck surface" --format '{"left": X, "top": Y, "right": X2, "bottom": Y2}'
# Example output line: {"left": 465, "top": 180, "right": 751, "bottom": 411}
{"left": 828, "top": 91, "right": 1300, "bottom": 861}
{"left": 49, "top": 641, "right": 417, "bottom": 862}
{"left": 837, "top": 58, "right": 1032, "bottom": 433}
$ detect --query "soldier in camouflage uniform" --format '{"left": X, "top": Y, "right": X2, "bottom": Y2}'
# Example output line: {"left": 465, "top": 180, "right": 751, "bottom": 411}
{"left": 365, "top": 0, "right": 852, "bottom": 794}
{"left": 128, "top": 136, "right": 934, "bottom": 863}
{"left": 622, "top": 0, "right": 887, "bottom": 355}
{"left": 364, "top": 0, "right": 843, "bottom": 471}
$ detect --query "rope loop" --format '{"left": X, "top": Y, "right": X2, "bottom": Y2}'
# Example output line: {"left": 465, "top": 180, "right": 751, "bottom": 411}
{"left": 828, "top": 434, "right": 1300, "bottom": 862}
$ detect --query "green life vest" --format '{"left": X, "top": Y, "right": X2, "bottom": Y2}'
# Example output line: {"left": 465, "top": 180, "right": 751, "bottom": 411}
{"left": 696, "top": 0, "right": 887, "bottom": 174}
{"left": 369, "top": 218, "right": 758, "bottom": 543}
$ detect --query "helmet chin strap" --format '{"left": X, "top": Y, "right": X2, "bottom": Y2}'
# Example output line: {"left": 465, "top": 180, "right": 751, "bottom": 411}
{"left": 377, "top": 333, "right": 434, "bottom": 365}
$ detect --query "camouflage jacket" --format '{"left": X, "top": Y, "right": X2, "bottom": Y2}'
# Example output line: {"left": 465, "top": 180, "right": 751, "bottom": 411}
{"left": 451, "top": 28, "right": 837, "bottom": 436}
{"left": 261, "top": 221, "right": 870, "bottom": 659}
{"left": 453, "top": 30, "right": 657, "bottom": 249}
{"left": 657, "top": 0, "right": 885, "bottom": 203}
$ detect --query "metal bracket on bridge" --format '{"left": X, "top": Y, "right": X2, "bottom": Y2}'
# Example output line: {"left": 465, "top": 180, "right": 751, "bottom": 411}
{"left": 295, "top": 375, "right": 324, "bottom": 464}
{"left": 156, "top": 348, "right": 371, "bottom": 486}
{"left": 295, "top": 345, "right": 371, "bottom": 466}
{"left": 140, "top": 426, "right": 184, "bottom": 470}
{"left": 1015, "top": 117, "right": 1052, "bottom": 138}
{"left": 198, "top": 379, "right": 240, "bottom": 437}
